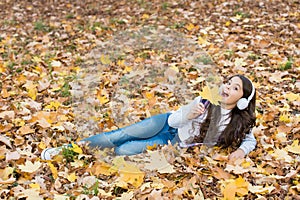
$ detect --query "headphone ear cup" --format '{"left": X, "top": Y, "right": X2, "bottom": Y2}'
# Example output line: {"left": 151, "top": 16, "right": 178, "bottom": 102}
{"left": 237, "top": 98, "right": 248, "bottom": 110}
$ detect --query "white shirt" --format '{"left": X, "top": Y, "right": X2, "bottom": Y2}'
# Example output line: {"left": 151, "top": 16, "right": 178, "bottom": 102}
{"left": 168, "top": 96, "right": 257, "bottom": 155}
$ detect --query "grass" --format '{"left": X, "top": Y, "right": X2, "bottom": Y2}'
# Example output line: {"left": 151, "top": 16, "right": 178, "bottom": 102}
{"left": 279, "top": 59, "right": 293, "bottom": 71}
{"left": 62, "top": 147, "right": 79, "bottom": 163}
{"left": 194, "top": 55, "right": 214, "bottom": 65}
{"left": 34, "top": 20, "right": 51, "bottom": 32}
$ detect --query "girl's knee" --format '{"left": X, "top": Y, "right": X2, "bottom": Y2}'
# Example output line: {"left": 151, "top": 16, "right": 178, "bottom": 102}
{"left": 115, "top": 142, "right": 144, "bottom": 155}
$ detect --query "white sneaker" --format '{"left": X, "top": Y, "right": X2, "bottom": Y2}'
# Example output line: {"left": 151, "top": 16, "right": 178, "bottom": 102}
{"left": 41, "top": 147, "right": 62, "bottom": 160}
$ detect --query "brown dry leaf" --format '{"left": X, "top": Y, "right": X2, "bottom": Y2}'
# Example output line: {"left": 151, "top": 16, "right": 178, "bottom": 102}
{"left": 211, "top": 166, "right": 231, "bottom": 180}
{"left": 87, "top": 161, "right": 112, "bottom": 176}
{"left": 6, "top": 151, "right": 20, "bottom": 161}
{"left": 248, "top": 184, "right": 276, "bottom": 195}
{"left": 17, "top": 125, "right": 35, "bottom": 135}
{"left": 0, "top": 135, "right": 12, "bottom": 148}
{"left": 144, "top": 150, "right": 175, "bottom": 174}
{"left": 0, "top": 110, "right": 15, "bottom": 119}
{"left": 0, "top": 124, "right": 13, "bottom": 133}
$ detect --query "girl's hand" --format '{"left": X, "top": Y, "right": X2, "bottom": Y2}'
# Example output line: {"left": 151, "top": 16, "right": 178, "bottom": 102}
{"left": 228, "top": 148, "right": 245, "bottom": 162}
{"left": 187, "top": 102, "right": 206, "bottom": 120}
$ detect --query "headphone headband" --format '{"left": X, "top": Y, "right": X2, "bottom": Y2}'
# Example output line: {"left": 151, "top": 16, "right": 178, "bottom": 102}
{"left": 247, "top": 79, "right": 255, "bottom": 102}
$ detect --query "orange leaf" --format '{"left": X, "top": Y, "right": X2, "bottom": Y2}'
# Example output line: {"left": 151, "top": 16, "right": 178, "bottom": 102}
{"left": 222, "top": 176, "right": 249, "bottom": 199}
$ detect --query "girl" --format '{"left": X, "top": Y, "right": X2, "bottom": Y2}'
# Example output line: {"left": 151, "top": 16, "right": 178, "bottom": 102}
{"left": 41, "top": 74, "right": 256, "bottom": 161}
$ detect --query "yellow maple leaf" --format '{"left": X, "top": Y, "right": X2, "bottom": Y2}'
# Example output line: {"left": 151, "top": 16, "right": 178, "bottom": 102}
{"left": 47, "top": 162, "right": 58, "bottom": 179}
{"left": 100, "top": 54, "right": 111, "bottom": 65}
{"left": 96, "top": 88, "right": 109, "bottom": 105}
{"left": 222, "top": 176, "right": 249, "bottom": 200}
{"left": 0, "top": 62, "right": 6, "bottom": 73}
{"left": 29, "top": 183, "right": 40, "bottom": 190}
{"left": 123, "top": 65, "right": 132, "bottom": 73}
{"left": 87, "top": 161, "right": 112, "bottom": 176}
{"left": 141, "top": 13, "right": 150, "bottom": 20}
{"left": 198, "top": 36, "right": 209, "bottom": 45}
{"left": 70, "top": 142, "right": 83, "bottom": 154}
{"left": 32, "top": 56, "right": 43, "bottom": 63}
{"left": 27, "top": 84, "right": 38, "bottom": 100}
{"left": 199, "top": 85, "right": 222, "bottom": 105}
{"left": 186, "top": 23, "right": 195, "bottom": 31}
{"left": 279, "top": 112, "right": 291, "bottom": 123}
{"left": 67, "top": 172, "right": 77, "bottom": 182}
{"left": 45, "top": 101, "right": 61, "bottom": 110}
{"left": 146, "top": 143, "right": 157, "bottom": 150}
{"left": 0, "top": 167, "right": 14, "bottom": 180}
{"left": 110, "top": 157, "right": 145, "bottom": 188}
{"left": 18, "top": 160, "right": 42, "bottom": 173}
{"left": 286, "top": 140, "right": 300, "bottom": 154}
{"left": 285, "top": 92, "right": 300, "bottom": 101}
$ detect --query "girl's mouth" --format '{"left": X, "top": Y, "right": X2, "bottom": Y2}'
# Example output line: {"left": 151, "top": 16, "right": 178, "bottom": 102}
{"left": 221, "top": 91, "right": 229, "bottom": 98}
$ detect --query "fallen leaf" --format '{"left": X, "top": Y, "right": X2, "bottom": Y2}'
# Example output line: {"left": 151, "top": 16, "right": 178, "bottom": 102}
{"left": 22, "top": 188, "right": 43, "bottom": 200}
{"left": 199, "top": 85, "right": 222, "bottom": 105}
{"left": 271, "top": 148, "right": 293, "bottom": 163}
{"left": 248, "top": 184, "right": 275, "bottom": 194}
{"left": 17, "top": 125, "right": 35, "bottom": 135}
{"left": 144, "top": 150, "right": 175, "bottom": 174}
{"left": 222, "top": 176, "right": 249, "bottom": 199}
{"left": 286, "top": 140, "right": 300, "bottom": 154}
{"left": 111, "top": 157, "right": 145, "bottom": 188}
{"left": 100, "top": 54, "right": 111, "bottom": 65}
{"left": 18, "top": 160, "right": 42, "bottom": 173}
{"left": 0, "top": 135, "right": 12, "bottom": 148}
{"left": 88, "top": 161, "right": 112, "bottom": 176}
{"left": 67, "top": 172, "right": 77, "bottom": 182}
{"left": 48, "top": 162, "right": 58, "bottom": 179}
{"left": 0, "top": 110, "right": 15, "bottom": 119}
{"left": 70, "top": 143, "right": 83, "bottom": 154}
{"left": 6, "top": 151, "right": 20, "bottom": 161}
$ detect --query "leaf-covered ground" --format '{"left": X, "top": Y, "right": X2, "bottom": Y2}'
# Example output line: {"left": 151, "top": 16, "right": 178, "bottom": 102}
{"left": 0, "top": 0, "right": 299, "bottom": 199}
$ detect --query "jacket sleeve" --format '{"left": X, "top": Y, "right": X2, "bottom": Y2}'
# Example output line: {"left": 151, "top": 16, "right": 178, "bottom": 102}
{"left": 238, "top": 129, "right": 257, "bottom": 155}
{"left": 168, "top": 96, "right": 202, "bottom": 128}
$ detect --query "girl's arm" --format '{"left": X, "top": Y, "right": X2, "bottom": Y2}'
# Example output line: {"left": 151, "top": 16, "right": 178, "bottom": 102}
{"left": 229, "top": 130, "right": 256, "bottom": 161}
{"left": 238, "top": 129, "right": 257, "bottom": 155}
{"left": 168, "top": 96, "right": 203, "bottom": 128}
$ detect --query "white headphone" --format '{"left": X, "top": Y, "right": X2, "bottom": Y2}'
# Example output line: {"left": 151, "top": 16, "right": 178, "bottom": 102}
{"left": 237, "top": 80, "right": 255, "bottom": 110}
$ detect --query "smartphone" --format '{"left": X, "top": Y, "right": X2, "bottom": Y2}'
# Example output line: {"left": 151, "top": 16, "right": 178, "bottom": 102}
{"left": 201, "top": 98, "right": 210, "bottom": 109}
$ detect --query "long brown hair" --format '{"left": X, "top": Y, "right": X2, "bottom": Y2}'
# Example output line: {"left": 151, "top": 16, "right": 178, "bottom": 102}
{"left": 193, "top": 75, "right": 256, "bottom": 148}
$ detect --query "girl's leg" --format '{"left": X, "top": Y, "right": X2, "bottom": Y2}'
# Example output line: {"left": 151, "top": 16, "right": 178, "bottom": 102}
{"left": 81, "top": 113, "right": 171, "bottom": 148}
{"left": 115, "top": 127, "right": 177, "bottom": 155}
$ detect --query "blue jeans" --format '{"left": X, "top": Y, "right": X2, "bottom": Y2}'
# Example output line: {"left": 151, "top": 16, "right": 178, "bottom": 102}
{"left": 81, "top": 113, "right": 178, "bottom": 155}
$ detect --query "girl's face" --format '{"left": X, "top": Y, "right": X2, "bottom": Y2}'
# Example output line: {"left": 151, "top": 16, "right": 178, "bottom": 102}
{"left": 220, "top": 76, "right": 244, "bottom": 109}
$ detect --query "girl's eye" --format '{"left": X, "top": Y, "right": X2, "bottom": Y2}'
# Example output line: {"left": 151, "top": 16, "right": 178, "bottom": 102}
{"left": 234, "top": 87, "right": 238, "bottom": 91}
